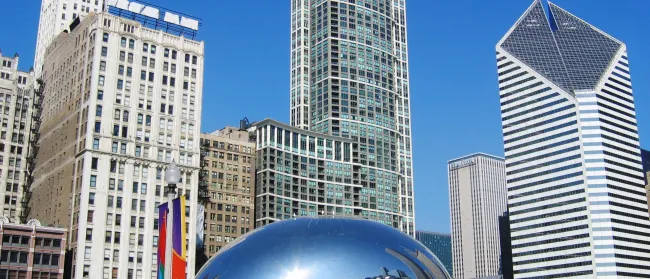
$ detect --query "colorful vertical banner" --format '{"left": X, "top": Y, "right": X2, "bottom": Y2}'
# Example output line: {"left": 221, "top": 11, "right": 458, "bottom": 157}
{"left": 157, "top": 203, "right": 169, "bottom": 279}
{"left": 157, "top": 197, "right": 187, "bottom": 279}
{"left": 196, "top": 205, "right": 205, "bottom": 249}
{"left": 172, "top": 196, "right": 187, "bottom": 279}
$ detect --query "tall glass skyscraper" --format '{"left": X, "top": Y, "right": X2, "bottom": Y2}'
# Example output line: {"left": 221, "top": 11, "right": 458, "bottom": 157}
{"left": 289, "top": 0, "right": 415, "bottom": 234}
{"left": 497, "top": 1, "right": 650, "bottom": 278}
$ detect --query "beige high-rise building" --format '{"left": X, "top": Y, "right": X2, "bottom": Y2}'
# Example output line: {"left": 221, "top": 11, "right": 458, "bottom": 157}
{"left": 34, "top": 0, "right": 104, "bottom": 77}
{"left": 28, "top": 2, "right": 204, "bottom": 278}
{"left": 448, "top": 153, "right": 506, "bottom": 279}
{"left": 200, "top": 127, "right": 255, "bottom": 256}
{"left": 0, "top": 51, "right": 38, "bottom": 222}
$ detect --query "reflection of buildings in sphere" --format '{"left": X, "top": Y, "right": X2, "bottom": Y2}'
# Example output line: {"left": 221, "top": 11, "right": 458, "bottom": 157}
{"left": 364, "top": 267, "right": 412, "bottom": 279}
{"left": 196, "top": 216, "right": 452, "bottom": 279}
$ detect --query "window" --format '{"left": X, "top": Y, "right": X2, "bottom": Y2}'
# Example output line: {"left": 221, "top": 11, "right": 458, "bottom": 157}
{"left": 100, "top": 61, "right": 106, "bottom": 71}
{"left": 121, "top": 37, "right": 127, "bottom": 47}
{"left": 143, "top": 43, "right": 148, "bottom": 52}
{"left": 96, "top": 105, "right": 102, "bottom": 117}
{"left": 101, "top": 47, "right": 108, "bottom": 57}
{"left": 120, "top": 51, "right": 126, "bottom": 61}
{"left": 109, "top": 178, "right": 115, "bottom": 190}
{"left": 129, "top": 39, "right": 135, "bottom": 49}
{"left": 151, "top": 45, "right": 156, "bottom": 54}
{"left": 164, "top": 48, "right": 169, "bottom": 58}
{"left": 91, "top": 158, "right": 98, "bottom": 170}
{"left": 89, "top": 193, "right": 95, "bottom": 205}
{"left": 85, "top": 247, "right": 91, "bottom": 259}
{"left": 93, "top": 138, "right": 99, "bottom": 150}
{"left": 99, "top": 75, "right": 105, "bottom": 86}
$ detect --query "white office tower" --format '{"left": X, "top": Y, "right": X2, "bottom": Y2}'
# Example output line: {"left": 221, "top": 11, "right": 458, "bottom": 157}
{"left": 27, "top": 1, "right": 203, "bottom": 278}
{"left": 448, "top": 153, "right": 507, "bottom": 279}
{"left": 34, "top": 0, "right": 104, "bottom": 77}
{"left": 0, "top": 52, "right": 36, "bottom": 222}
{"left": 497, "top": 1, "right": 650, "bottom": 277}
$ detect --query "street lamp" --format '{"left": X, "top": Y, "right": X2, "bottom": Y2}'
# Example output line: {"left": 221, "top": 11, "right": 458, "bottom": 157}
{"left": 164, "top": 161, "right": 181, "bottom": 279}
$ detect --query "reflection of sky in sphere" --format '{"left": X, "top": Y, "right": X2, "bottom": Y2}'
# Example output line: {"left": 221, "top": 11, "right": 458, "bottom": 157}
{"left": 196, "top": 217, "right": 451, "bottom": 279}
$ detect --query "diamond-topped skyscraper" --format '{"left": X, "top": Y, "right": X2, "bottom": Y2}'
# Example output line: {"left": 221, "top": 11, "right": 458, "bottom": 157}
{"left": 289, "top": 0, "right": 415, "bottom": 234}
{"left": 497, "top": 1, "right": 650, "bottom": 277}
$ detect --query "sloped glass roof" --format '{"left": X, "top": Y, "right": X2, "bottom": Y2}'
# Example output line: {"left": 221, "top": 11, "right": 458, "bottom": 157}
{"left": 548, "top": 3, "right": 622, "bottom": 92}
{"left": 499, "top": 0, "right": 622, "bottom": 95}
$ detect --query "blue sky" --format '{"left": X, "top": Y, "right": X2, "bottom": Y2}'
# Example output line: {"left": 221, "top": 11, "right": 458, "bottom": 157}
{"left": 1, "top": 0, "right": 648, "bottom": 233}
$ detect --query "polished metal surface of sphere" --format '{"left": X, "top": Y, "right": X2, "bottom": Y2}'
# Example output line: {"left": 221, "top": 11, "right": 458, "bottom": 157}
{"left": 197, "top": 216, "right": 451, "bottom": 279}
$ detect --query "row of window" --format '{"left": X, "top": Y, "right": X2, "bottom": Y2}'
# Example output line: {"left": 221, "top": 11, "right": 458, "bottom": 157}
{"left": 102, "top": 32, "right": 200, "bottom": 65}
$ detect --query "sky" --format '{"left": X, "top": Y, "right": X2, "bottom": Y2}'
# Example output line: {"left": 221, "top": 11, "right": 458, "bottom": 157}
{"left": 1, "top": 0, "right": 648, "bottom": 234}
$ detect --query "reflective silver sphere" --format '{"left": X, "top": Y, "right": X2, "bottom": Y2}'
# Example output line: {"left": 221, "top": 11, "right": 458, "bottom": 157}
{"left": 197, "top": 216, "right": 451, "bottom": 279}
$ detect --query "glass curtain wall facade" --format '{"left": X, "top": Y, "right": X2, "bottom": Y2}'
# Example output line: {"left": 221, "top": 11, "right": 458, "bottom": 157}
{"left": 497, "top": 1, "right": 650, "bottom": 277}
{"left": 415, "top": 231, "right": 453, "bottom": 277}
{"left": 290, "top": 0, "right": 414, "bottom": 235}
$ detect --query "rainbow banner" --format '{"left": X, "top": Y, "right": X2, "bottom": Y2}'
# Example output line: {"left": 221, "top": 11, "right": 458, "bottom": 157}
{"left": 172, "top": 196, "right": 187, "bottom": 279}
{"left": 157, "top": 196, "right": 187, "bottom": 279}
{"left": 157, "top": 203, "right": 168, "bottom": 279}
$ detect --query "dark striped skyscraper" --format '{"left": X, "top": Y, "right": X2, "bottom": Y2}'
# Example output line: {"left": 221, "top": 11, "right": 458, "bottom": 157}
{"left": 289, "top": 0, "right": 415, "bottom": 234}
{"left": 497, "top": 1, "right": 650, "bottom": 278}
